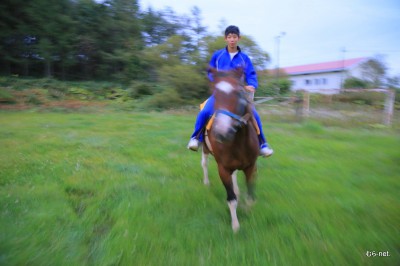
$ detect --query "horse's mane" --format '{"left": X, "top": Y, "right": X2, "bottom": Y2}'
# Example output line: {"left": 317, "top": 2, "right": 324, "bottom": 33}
{"left": 210, "top": 67, "right": 243, "bottom": 76}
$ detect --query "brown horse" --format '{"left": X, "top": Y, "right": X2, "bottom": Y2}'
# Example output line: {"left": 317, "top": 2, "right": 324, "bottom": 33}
{"left": 202, "top": 68, "right": 259, "bottom": 232}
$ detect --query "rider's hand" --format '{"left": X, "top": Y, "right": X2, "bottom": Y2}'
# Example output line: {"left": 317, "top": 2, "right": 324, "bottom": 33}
{"left": 244, "top": 85, "right": 255, "bottom": 93}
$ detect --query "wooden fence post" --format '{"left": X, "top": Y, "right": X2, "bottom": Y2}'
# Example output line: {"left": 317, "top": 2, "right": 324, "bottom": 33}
{"left": 294, "top": 93, "right": 303, "bottom": 121}
{"left": 303, "top": 91, "right": 310, "bottom": 117}
{"left": 383, "top": 90, "right": 395, "bottom": 126}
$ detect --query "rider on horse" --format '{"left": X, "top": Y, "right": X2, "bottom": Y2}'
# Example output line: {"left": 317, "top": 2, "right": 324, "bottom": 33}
{"left": 187, "top": 25, "right": 273, "bottom": 157}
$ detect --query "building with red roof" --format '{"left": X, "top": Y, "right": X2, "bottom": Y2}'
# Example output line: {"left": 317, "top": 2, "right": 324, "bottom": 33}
{"left": 282, "top": 57, "right": 368, "bottom": 94}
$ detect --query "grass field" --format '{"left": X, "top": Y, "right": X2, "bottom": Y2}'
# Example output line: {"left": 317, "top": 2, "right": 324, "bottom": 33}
{"left": 0, "top": 109, "right": 399, "bottom": 265}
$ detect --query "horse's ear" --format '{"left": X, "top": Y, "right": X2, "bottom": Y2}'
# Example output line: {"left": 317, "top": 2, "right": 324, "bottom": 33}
{"left": 209, "top": 67, "right": 217, "bottom": 76}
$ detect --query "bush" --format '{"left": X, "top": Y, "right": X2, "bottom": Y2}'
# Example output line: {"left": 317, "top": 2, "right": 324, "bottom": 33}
{"left": 68, "top": 87, "right": 95, "bottom": 100}
{"left": 0, "top": 88, "right": 16, "bottom": 104}
{"left": 334, "top": 91, "right": 385, "bottom": 106}
{"left": 344, "top": 77, "right": 368, "bottom": 89}
{"left": 128, "top": 81, "right": 154, "bottom": 98}
{"left": 277, "top": 79, "right": 292, "bottom": 94}
{"left": 23, "top": 89, "right": 49, "bottom": 105}
{"left": 158, "top": 65, "right": 208, "bottom": 99}
{"left": 257, "top": 78, "right": 291, "bottom": 96}
{"left": 105, "top": 87, "right": 126, "bottom": 100}
{"left": 141, "top": 87, "right": 184, "bottom": 110}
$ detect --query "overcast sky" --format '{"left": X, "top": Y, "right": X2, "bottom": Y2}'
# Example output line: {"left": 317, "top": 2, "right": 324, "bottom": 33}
{"left": 139, "top": 0, "right": 400, "bottom": 76}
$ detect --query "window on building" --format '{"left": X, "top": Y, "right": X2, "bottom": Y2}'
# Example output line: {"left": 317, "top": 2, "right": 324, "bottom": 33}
{"left": 322, "top": 78, "right": 327, "bottom": 85}
{"left": 305, "top": 79, "right": 311, "bottom": 85}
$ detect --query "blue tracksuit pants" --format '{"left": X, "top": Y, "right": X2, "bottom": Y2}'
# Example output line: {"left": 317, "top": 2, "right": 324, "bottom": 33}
{"left": 190, "top": 95, "right": 267, "bottom": 145}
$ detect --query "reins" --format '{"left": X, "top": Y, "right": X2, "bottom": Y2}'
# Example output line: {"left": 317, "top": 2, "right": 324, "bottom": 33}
{"left": 215, "top": 109, "right": 251, "bottom": 127}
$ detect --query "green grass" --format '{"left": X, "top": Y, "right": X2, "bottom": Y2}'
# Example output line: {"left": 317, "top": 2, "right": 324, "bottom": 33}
{"left": 0, "top": 110, "right": 399, "bottom": 265}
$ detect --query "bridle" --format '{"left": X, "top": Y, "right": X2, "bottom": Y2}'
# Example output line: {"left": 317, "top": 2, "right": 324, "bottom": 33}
{"left": 215, "top": 109, "right": 250, "bottom": 127}
{"left": 214, "top": 88, "right": 252, "bottom": 133}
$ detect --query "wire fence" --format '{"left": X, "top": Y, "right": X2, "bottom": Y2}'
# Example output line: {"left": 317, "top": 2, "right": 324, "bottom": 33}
{"left": 255, "top": 89, "right": 397, "bottom": 127}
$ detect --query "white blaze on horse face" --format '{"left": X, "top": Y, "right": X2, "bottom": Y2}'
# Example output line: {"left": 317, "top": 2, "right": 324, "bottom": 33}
{"left": 216, "top": 81, "right": 234, "bottom": 94}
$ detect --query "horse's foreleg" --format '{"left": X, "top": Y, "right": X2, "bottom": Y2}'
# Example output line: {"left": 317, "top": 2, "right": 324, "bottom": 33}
{"left": 232, "top": 170, "right": 239, "bottom": 199}
{"left": 244, "top": 164, "right": 257, "bottom": 206}
{"left": 201, "top": 149, "right": 209, "bottom": 185}
{"left": 228, "top": 199, "right": 239, "bottom": 233}
{"left": 218, "top": 166, "right": 239, "bottom": 232}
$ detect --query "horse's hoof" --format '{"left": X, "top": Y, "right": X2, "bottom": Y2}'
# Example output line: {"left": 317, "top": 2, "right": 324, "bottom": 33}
{"left": 246, "top": 197, "right": 256, "bottom": 207}
{"left": 232, "top": 221, "right": 240, "bottom": 233}
{"left": 203, "top": 179, "right": 210, "bottom": 186}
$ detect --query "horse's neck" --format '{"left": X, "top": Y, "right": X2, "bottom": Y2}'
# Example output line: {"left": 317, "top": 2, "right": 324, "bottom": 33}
{"left": 239, "top": 123, "right": 254, "bottom": 140}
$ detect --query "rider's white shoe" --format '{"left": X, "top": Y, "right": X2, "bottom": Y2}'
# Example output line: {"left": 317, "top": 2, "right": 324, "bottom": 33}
{"left": 187, "top": 138, "right": 199, "bottom": 151}
{"left": 260, "top": 144, "right": 273, "bottom": 157}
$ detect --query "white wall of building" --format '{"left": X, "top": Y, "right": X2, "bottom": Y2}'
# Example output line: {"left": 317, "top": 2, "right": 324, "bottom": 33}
{"left": 289, "top": 71, "right": 344, "bottom": 94}
{"left": 288, "top": 64, "right": 365, "bottom": 94}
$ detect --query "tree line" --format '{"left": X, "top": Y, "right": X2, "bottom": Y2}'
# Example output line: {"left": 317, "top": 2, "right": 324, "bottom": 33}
{"left": 0, "top": 0, "right": 272, "bottom": 102}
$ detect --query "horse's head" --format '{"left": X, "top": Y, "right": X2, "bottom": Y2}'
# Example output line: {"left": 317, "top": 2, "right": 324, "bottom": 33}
{"left": 210, "top": 68, "right": 251, "bottom": 143}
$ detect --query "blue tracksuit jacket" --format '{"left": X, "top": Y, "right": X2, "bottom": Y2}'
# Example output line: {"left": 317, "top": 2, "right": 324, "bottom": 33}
{"left": 207, "top": 46, "right": 258, "bottom": 87}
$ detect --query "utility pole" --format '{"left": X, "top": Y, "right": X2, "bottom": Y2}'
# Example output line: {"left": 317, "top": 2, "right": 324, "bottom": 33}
{"left": 275, "top": 32, "right": 286, "bottom": 91}
{"left": 340, "top": 47, "right": 346, "bottom": 89}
